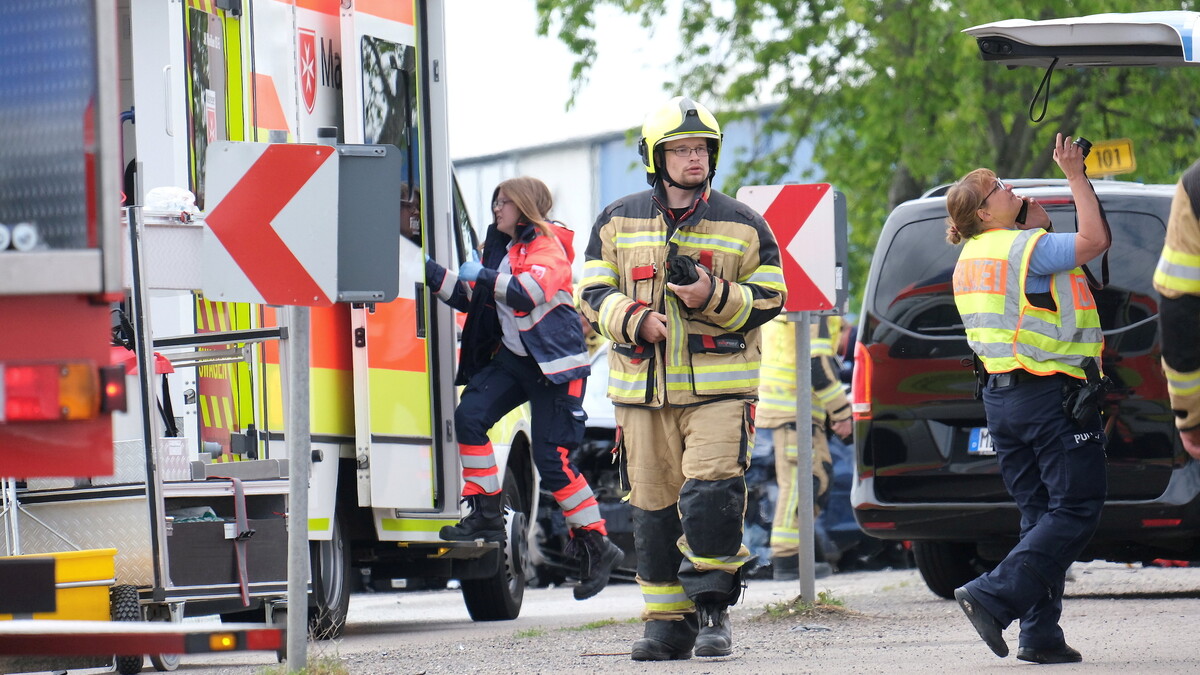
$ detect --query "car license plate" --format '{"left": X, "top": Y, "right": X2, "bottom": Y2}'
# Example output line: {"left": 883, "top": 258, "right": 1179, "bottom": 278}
{"left": 968, "top": 427, "right": 995, "bottom": 456}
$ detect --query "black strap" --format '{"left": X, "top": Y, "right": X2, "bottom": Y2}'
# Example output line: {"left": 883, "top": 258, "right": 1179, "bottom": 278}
{"left": 1029, "top": 58, "right": 1058, "bottom": 123}
{"left": 1083, "top": 357, "right": 1103, "bottom": 385}
{"left": 158, "top": 373, "right": 180, "bottom": 438}
{"left": 1076, "top": 162, "right": 1111, "bottom": 291}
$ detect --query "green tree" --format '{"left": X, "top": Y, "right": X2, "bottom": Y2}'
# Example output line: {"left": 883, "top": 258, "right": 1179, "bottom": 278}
{"left": 536, "top": 0, "right": 1200, "bottom": 303}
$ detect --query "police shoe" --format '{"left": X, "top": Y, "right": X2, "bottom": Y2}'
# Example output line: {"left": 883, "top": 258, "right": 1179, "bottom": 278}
{"left": 631, "top": 615, "right": 698, "bottom": 661}
{"left": 1016, "top": 644, "right": 1082, "bottom": 664}
{"left": 693, "top": 604, "right": 733, "bottom": 657}
{"left": 954, "top": 586, "right": 1008, "bottom": 658}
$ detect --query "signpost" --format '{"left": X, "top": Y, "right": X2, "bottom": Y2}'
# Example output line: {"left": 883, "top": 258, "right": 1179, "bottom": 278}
{"left": 737, "top": 183, "right": 847, "bottom": 603}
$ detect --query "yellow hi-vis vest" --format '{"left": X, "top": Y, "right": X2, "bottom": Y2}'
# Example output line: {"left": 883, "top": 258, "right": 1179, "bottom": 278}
{"left": 952, "top": 228, "right": 1102, "bottom": 379}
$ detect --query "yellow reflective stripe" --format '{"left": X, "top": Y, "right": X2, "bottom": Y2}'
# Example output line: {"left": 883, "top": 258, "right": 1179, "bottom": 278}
{"left": 673, "top": 231, "right": 750, "bottom": 254}
{"left": 1165, "top": 365, "right": 1200, "bottom": 396}
{"left": 308, "top": 518, "right": 330, "bottom": 532}
{"left": 614, "top": 231, "right": 667, "bottom": 248}
{"left": 719, "top": 284, "right": 754, "bottom": 330}
{"left": 1154, "top": 244, "right": 1200, "bottom": 294}
{"left": 642, "top": 585, "right": 694, "bottom": 612}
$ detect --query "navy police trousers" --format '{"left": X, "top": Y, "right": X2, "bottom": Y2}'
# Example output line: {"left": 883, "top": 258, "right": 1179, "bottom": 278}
{"left": 964, "top": 372, "right": 1106, "bottom": 651}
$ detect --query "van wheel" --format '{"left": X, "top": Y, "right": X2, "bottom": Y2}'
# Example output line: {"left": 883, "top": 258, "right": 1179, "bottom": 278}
{"left": 913, "top": 541, "right": 996, "bottom": 599}
{"left": 461, "top": 472, "right": 527, "bottom": 621}
{"left": 309, "top": 512, "right": 351, "bottom": 639}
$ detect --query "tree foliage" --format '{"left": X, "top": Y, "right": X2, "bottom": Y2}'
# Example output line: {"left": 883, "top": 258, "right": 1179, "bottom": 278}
{"left": 536, "top": 0, "right": 1200, "bottom": 303}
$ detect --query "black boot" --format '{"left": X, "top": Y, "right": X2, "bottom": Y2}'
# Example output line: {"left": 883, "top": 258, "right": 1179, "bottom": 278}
{"left": 771, "top": 554, "right": 799, "bottom": 581}
{"left": 630, "top": 614, "right": 698, "bottom": 661}
{"left": 694, "top": 604, "right": 733, "bottom": 657}
{"left": 569, "top": 528, "right": 624, "bottom": 600}
{"left": 439, "top": 493, "right": 505, "bottom": 542}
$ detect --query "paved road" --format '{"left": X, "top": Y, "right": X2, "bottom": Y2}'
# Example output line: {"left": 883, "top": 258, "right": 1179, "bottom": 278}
{"left": 155, "top": 561, "right": 1200, "bottom": 674}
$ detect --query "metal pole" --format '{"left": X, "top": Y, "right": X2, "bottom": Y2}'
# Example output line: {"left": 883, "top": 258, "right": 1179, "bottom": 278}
{"left": 283, "top": 306, "right": 311, "bottom": 669}
{"left": 792, "top": 312, "right": 815, "bottom": 603}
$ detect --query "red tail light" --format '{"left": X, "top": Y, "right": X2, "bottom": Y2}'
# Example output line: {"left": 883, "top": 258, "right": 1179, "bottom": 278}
{"left": 851, "top": 340, "right": 873, "bottom": 420}
{"left": 1, "top": 361, "right": 116, "bottom": 422}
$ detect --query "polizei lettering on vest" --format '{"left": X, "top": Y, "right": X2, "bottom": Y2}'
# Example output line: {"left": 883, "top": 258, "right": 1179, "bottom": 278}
{"left": 952, "top": 258, "right": 1007, "bottom": 294}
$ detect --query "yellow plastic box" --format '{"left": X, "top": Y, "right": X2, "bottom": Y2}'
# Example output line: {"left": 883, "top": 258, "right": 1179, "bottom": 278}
{"left": 0, "top": 548, "right": 117, "bottom": 621}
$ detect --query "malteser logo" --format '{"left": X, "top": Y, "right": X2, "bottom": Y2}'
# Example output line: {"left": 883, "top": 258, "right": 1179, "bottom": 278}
{"left": 298, "top": 28, "right": 317, "bottom": 114}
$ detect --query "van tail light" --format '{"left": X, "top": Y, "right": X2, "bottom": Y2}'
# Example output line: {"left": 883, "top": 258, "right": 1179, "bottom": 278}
{"left": 851, "top": 340, "right": 873, "bottom": 420}
{"left": 1, "top": 361, "right": 124, "bottom": 422}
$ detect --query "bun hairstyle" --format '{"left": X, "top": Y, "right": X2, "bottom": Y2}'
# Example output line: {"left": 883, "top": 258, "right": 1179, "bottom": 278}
{"left": 495, "top": 176, "right": 556, "bottom": 239}
{"left": 945, "top": 168, "right": 997, "bottom": 245}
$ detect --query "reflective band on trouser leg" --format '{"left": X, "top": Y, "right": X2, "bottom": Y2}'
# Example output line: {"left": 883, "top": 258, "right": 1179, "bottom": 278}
{"left": 638, "top": 578, "right": 694, "bottom": 621}
{"left": 770, "top": 425, "right": 799, "bottom": 558}
{"left": 677, "top": 539, "right": 752, "bottom": 573}
{"left": 459, "top": 441, "right": 500, "bottom": 495}
{"left": 554, "top": 477, "right": 605, "bottom": 533}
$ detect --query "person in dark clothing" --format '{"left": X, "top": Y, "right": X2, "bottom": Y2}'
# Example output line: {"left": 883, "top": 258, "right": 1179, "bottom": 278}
{"left": 425, "top": 176, "right": 623, "bottom": 600}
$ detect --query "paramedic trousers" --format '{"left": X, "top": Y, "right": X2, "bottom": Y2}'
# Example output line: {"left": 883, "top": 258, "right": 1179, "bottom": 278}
{"left": 963, "top": 372, "right": 1106, "bottom": 651}
{"left": 455, "top": 346, "right": 605, "bottom": 532}
{"left": 616, "top": 399, "right": 753, "bottom": 620}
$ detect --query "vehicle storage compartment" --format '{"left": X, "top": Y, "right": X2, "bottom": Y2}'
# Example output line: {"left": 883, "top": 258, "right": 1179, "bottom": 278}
{"left": 166, "top": 491, "right": 288, "bottom": 588}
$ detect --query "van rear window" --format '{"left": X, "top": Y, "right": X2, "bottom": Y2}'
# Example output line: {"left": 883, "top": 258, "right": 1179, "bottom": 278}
{"left": 872, "top": 207, "right": 1167, "bottom": 347}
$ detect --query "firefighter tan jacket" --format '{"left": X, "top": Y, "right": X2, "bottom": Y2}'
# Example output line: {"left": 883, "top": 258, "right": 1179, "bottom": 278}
{"left": 1153, "top": 160, "right": 1200, "bottom": 431}
{"left": 756, "top": 315, "right": 852, "bottom": 429}
{"left": 576, "top": 183, "right": 787, "bottom": 407}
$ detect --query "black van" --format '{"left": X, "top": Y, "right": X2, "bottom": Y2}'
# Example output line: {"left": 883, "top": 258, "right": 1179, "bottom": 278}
{"left": 849, "top": 179, "right": 1200, "bottom": 598}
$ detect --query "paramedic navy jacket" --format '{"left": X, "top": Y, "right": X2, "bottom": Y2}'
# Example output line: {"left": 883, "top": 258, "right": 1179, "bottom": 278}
{"left": 425, "top": 220, "right": 590, "bottom": 386}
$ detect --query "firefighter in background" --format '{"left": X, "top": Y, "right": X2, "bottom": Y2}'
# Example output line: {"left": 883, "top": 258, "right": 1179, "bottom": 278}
{"left": 425, "top": 176, "right": 624, "bottom": 601}
{"left": 576, "top": 97, "right": 786, "bottom": 660}
{"left": 757, "top": 315, "right": 852, "bottom": 580}
{"left": 1153, "top": 159, "right": 1200, "bottom": 460}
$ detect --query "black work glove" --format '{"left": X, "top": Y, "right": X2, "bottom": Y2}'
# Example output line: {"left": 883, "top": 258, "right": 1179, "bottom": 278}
{"left": 666, "top": 254, "right": 700, "bottom": 285}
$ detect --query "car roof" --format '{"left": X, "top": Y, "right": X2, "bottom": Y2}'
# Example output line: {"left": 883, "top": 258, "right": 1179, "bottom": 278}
{"left": 963, "top": 11, "right": 1200, "bottom": 69}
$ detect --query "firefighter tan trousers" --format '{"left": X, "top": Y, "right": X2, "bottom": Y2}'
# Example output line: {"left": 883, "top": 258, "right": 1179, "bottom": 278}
{"left": 769, "top": 424, "right": 832, "bottom": 559}
{"left": 616, "top": 399, "right": 753, "bottom": 620}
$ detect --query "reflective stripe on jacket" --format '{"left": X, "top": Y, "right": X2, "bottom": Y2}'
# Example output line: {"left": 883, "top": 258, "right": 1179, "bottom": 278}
{"left": 575, "top": 184, "right": 787, "bottom": 406}
{"left": 756, "top": 315, "right": 851, "bottom": 429}
{"left": 1154, "top": 160, "right": 1200, "bottom": 430}
{"left": 952, "top": 227, "right": 1101, "bottom": 379}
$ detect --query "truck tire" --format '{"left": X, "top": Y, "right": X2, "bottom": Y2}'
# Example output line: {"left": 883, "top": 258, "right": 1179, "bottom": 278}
{"left": 913, "top": 541, "right": 995, "bottom": 599}
{"left": 309, "top": 512, "right": 351, "bottom": 640}
{"left": 111, "top": 584, "right": 144, "bottom": 675}
{"left": 461, "top": 472, "right": 527, "bottom": 621}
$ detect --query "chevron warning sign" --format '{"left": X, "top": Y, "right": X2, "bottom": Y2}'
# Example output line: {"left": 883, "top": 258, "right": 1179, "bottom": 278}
{"left": 202, "top": 142, "right": 339, "bottom": 307}
{"left": 736, "top": 183, "right": 840, "bottom": 313}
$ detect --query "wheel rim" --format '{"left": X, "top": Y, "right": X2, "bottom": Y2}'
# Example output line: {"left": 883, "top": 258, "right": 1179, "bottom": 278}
{"left": 316, "top": 531, "right": 344, "bottom": 607}
{"left": 504, "top": 510, "right": 529, "bottom": 596}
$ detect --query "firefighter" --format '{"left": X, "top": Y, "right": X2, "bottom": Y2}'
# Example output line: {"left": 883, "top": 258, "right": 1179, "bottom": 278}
{"left": 1153, "top": 159, "right": 1200, "bottom": 459}
{"left": 425, "top": 176, "right": 624, "bottom": 601}
{"left": 945, "top": 134, "right": 1107, "bottom": 665}
{"left": 575, "top": 97, "right": 786, "bottom": 660}
{"left": 757, "top": 315, "right": 851, "bottom": 580}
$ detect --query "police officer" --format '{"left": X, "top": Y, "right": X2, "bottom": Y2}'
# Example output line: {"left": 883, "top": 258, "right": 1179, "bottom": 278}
{"left": 575, "top": 97, "right": 786, "bottom": 660}
{"left": 1153, "top": 160, "right": 1200, "bottom": 459}
{"left": 945, "top": 134, "right": 1109, "bottom": 665}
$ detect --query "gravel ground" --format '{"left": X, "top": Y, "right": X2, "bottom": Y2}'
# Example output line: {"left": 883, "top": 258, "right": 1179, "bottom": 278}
{"left": 157, "top": 561, "right": 1200, "bottom": 674}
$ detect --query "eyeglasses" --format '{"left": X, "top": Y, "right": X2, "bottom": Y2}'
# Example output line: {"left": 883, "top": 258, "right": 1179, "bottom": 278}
{"left": 978, "top": 179, "right": 1005, "bottom": 209}
{"left": 491, "top": 198, "right": 512, "bottom": 211}
{"left": 666, "top": 145, "right": 710, "bottom": 158}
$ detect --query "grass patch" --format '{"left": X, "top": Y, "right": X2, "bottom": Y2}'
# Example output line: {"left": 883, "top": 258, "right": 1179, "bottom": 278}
{"left": 755, "top": 589, "right": 860, "bottom": 622}
{"left": 563, "top": 618, "right": 621, "bottom": 631}
{"left": 515, "top": 627, "right": 549, "bottom": 638}
{"left": 257, "top": 654, "right": 348, "bottom": 675}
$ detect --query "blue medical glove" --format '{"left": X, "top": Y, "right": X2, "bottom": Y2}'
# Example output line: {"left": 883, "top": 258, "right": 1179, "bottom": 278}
{"left": 458, "top": 260, "right": 483, "bottom": 282}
